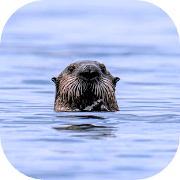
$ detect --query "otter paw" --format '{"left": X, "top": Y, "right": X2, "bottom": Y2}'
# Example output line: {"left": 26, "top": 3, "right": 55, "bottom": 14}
{"left": 83, "top": 99, "right": 109, "bottom": 111}
{"left": 100, "top": 104, "right": 109, "bottom": 111}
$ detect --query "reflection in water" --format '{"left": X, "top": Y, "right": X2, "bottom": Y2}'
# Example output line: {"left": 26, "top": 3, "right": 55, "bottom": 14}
{"left": 53, "top": 124, "right": 110, "bottom": 130}
{"left": 53, "top": 123, "right": 116, "bottom": 139}
{"left": 56, "top": 115, "right": 106, "bottom": 119}
{"left": 53, "top": 115, "right": 115, "bottom": 139}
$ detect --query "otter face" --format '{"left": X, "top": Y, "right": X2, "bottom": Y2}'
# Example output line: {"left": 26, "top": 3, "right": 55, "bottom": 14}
{"left": 52, "top": 60, "right": 120, "bottom": 111}
{"left": 61, "top": 61, "right": 120, "bottom": 85}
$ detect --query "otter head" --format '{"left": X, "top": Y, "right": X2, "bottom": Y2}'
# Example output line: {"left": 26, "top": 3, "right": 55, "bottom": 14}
{"left": 52, "top": 60, "right": 120, "bottom": 111}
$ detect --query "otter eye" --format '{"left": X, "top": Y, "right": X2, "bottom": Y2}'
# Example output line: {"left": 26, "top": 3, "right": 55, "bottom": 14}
{"left": 100, "top": 64, "right": 106, "bottom": 73}
{"left": 68, "top": 65, "right": 75, "bottom": 73}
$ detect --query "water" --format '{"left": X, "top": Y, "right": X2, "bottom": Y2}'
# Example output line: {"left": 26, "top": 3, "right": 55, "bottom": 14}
{"left": 0, "top": 0, "right": 180, "bottom": 180}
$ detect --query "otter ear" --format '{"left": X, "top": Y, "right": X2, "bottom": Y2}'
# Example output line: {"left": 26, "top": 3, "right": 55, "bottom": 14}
{"left": 113, "top": 77, "right": 120, "bottom": 86}
{"left": 51, "top": 77, "right": 57, "bottom": 84}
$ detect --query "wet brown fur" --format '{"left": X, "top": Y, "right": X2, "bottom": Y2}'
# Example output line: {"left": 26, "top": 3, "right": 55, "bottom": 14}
{"left": 52, "top": 60, "right": 120, "bottom": 111}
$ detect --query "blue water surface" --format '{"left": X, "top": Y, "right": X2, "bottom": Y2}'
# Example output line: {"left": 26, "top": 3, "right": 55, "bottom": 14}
{"left": 0, "top": 0, "right": 180, "bottom": 180}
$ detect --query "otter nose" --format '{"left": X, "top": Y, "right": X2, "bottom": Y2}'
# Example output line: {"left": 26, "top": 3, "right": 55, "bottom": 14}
{"left": 80, "top": 65, "right": 99, "bottom": 80}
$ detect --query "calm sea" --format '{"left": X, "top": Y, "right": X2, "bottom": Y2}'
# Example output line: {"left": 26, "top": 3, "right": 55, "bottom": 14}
{"left": 0, "top": 0, "right": 180, "bottom": 180}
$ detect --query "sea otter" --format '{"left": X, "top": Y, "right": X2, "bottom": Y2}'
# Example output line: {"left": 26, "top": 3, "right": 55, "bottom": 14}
{"left": 52, "top": 60, "right": 120, "bottom": 111}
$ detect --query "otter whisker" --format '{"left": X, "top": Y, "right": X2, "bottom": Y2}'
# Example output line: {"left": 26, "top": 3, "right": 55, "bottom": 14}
{"left": 70, "top": 84, "right": 76, "bottom": 102}
{"left": 74, "top": 80, "right": 80, "bottom": 99}
{"left": 101, "top": 82, "right": 110, "bottom": 103}
{"left": 74, "top": 81, "right": 79, "bottom": 98}
{"left": 77, "top": 81, "right": 81, "bottom": 97}
{"left": 95, "top": 83, "right": 98, "bottom": 97}
{"left": 61, "top": 77, "right": 77, "bottom": 102}
{"left": 95, "top": 82, "right": 101, "bottom": 98}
